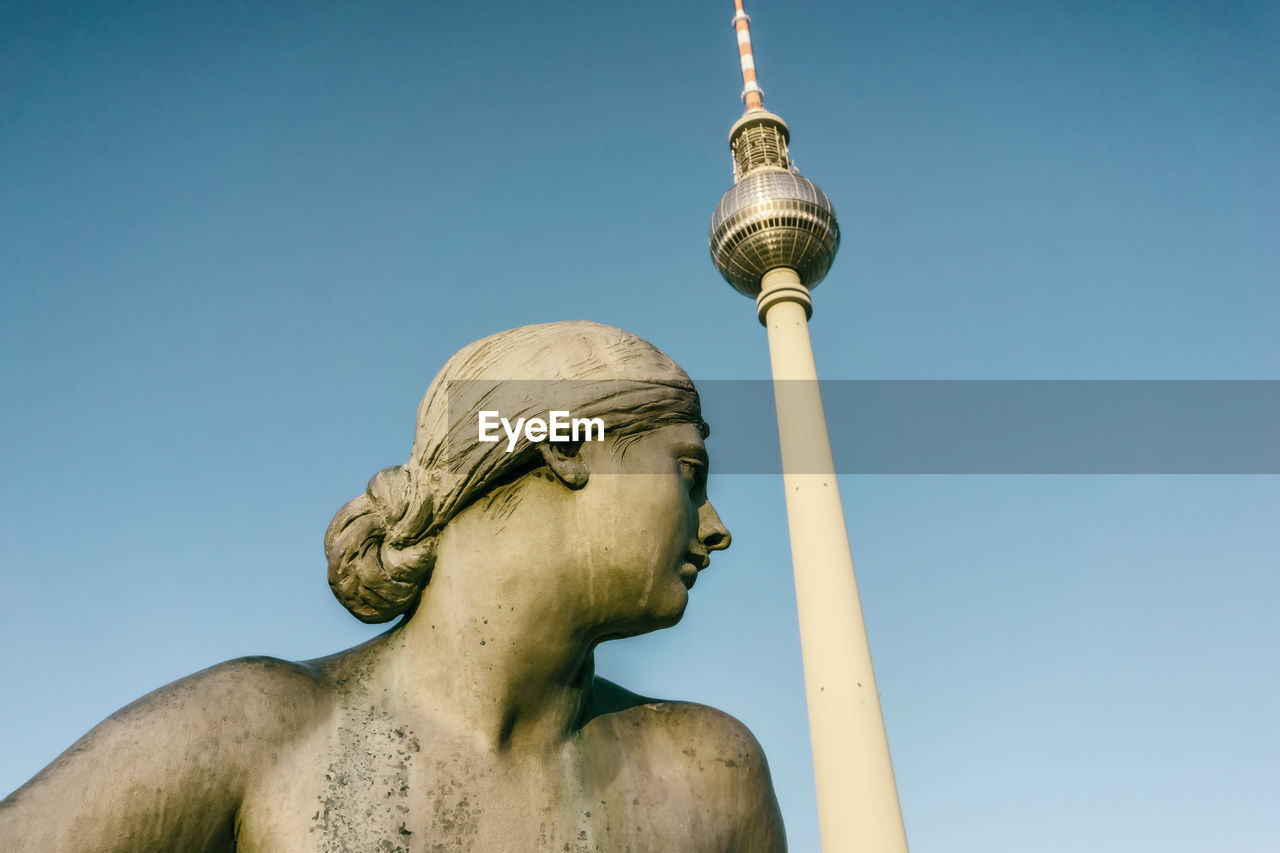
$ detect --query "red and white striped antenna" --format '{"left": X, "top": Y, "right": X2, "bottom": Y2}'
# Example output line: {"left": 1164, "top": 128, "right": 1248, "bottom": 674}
{"left": 732, "top": 0, "right": 764, "bottom": 111}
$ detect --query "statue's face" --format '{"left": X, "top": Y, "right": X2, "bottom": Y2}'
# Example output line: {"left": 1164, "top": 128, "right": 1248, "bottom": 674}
{"left": 568, "top": 422, "right": 731, "bottom": 638}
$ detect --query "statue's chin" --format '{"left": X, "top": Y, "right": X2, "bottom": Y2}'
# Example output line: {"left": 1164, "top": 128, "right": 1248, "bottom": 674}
{"left": 595, "top": 599, "right": 689, "bottom": 644}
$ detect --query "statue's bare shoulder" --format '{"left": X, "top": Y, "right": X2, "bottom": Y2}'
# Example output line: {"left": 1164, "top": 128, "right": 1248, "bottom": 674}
{"left": 588, "top": 677, "right": 788, "bottom": 851}
{"left": 0, "top": 655, "right": 335, "bottom": 853}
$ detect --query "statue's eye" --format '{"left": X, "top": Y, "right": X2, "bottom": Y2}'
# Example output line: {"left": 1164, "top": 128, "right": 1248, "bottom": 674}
{"left": 679, "top": 458, "right": 707, "bottom": 493}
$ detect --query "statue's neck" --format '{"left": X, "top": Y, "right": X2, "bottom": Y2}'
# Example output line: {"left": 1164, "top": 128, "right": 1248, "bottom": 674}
{"left": 376, "top": 563, "right": 598, "bottom": 754}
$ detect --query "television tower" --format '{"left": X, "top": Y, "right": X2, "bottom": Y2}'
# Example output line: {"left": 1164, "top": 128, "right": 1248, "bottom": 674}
{"left": 708, "top": 2, "right": 909, "bottom": 850}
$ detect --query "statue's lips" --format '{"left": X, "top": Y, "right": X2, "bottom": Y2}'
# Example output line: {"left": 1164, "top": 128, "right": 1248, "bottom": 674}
{"left": 680, "top": 548, "right": 711, "bottom": 589}
{"left": 679, "top": 564, "right": 699, "bottom": 589}
{"left": 679, "top": 552, "right": 709, "bottom": 589}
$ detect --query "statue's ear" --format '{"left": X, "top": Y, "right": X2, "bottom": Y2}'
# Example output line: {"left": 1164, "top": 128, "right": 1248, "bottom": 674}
{"left": 537, "top": 441, "right": 589, "bottom": 490}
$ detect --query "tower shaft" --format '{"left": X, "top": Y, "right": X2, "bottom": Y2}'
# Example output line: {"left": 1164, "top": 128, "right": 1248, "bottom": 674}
{"left": 758, "top": 270, "right": 910, "bottom": 852}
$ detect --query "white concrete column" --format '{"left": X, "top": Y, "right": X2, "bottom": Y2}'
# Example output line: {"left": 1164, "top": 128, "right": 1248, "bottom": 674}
{"left": 756, "top": 267, "right": 909, "bottom": 852}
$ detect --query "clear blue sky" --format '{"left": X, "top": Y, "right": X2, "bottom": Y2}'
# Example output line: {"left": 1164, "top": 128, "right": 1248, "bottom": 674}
{"left": 2, "top": 2, "right": 1277, "bottom": 850}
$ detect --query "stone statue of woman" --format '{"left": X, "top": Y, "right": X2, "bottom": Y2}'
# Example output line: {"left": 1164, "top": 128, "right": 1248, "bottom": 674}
{"left": 0, "top": 321, "right": 786, "bottom": 852}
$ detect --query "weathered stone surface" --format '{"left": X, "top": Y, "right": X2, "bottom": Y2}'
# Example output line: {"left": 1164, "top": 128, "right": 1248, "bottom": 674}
{"left": 0, "top": 322, "right": 785, "bottom": 852}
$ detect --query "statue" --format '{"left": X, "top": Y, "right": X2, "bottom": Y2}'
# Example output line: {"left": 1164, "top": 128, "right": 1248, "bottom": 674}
{"left": 0, "top": 322, "right": 787, "bottom": 852}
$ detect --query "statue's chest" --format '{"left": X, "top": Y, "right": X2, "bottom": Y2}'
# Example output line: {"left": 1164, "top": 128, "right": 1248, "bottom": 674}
{"left": 237, "top": 716, "right": 696, "bottom": 852}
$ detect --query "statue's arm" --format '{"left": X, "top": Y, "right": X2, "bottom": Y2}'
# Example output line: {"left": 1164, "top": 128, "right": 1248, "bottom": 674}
{"left": 0, "top": 656, "right": 329, "bottom": 853}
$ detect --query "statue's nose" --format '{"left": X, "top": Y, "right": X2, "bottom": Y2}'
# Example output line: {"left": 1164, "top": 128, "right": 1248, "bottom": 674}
{"left": 699, "top": 501, "right": 732, "bottom": 552}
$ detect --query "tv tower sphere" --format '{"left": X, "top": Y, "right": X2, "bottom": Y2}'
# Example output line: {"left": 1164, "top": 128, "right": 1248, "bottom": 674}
{"left": 709, "top": 110, "right": 840, "bottom": 298}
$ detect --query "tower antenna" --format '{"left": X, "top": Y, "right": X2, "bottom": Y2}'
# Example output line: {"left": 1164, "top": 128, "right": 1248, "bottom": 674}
{"left": 732, "top": 0, "right": 764, "bottom": 111}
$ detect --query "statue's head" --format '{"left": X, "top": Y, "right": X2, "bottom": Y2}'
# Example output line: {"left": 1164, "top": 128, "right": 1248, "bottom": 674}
{"left": 324, "top": 321, "right": 730, "bottom": 629}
